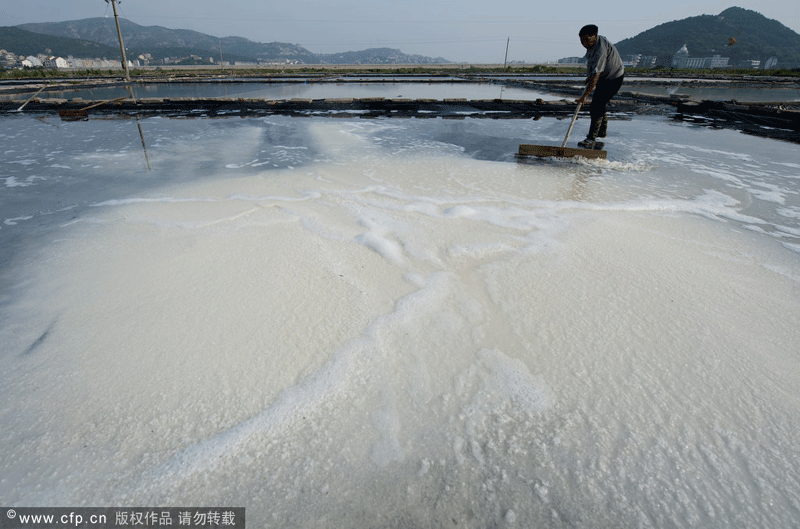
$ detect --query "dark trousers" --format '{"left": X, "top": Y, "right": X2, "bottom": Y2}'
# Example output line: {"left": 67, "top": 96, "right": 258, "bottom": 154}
{"left": 587, "top": 74, "right": 624, "bottom": 139}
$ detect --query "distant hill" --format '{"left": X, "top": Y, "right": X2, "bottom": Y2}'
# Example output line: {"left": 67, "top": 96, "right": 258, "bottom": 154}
{"left": 614, "top": 7, "right": 800, "bottom": 68}
{"left": 15, "top": 18, "right": 318, "bottom": 64}
{"left": 11, "top": 18, "right": 448, "bottom": 65}
{"left": 318, "top": 48, "right": 449, "bottom": 65}
{"left": 0, "top": 26, "right": 121, "bottom": 59}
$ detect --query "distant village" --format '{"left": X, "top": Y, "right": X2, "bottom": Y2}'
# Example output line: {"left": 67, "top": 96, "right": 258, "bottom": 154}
{"left": 1, "top": 44, "right": 780, "bottom": 71}
{"left": 559, "top": 44, "right": 779, "bottom": 70}
{"left": 0, "top": 49, "right": 302, "bottom": 70}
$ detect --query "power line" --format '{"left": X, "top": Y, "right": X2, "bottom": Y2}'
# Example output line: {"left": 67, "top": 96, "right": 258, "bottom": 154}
{"left": 112, "top": 11, "right": 721, "bottom": 26}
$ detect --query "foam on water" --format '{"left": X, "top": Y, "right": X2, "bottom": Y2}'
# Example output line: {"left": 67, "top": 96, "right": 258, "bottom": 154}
{"left": 1, "top": 115, "right": 799, "bottom": 527}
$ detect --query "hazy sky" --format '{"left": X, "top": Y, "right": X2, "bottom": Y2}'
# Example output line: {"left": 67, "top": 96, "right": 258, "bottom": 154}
{"left": 5, "top": 1, "right": 800, "bottom": 63}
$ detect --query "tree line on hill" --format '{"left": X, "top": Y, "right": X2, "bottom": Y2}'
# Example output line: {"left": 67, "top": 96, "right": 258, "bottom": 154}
{"left": 615, "top": 7, "right": 800, "bottom": 69}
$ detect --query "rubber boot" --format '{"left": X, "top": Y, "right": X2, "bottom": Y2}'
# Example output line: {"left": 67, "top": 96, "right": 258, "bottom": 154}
{"left": 579, "top": 116, "right": 604, "bottom": 148}
{"left": 598, "top": 114, "right": 608, "bottom": 138}
{"left": 588, "top": 115, "right": 603, "bottom": 140}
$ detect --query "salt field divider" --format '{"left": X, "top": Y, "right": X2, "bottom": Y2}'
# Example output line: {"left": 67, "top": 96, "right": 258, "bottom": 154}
{"left": 1, "top": 93, "right": 798, "bottom": 143}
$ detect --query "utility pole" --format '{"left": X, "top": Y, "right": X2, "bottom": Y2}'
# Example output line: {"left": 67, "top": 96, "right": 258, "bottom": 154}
{"left": 106, "top": 0, "right": 130, "bottom": 82}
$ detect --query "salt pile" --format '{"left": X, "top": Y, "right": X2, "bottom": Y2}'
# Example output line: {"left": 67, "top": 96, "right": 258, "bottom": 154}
{"left": 1, "top": 115, "right": 799, "bottom": 527}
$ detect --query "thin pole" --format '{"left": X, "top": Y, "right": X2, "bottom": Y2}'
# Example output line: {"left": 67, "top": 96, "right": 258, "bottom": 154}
{"left": 561, "top": 103, "right": 582, "bottom": 148}
{"left": 14, "top": 85, "right": 45, "bottom": 112}
{"left": 107, "top": 0, "right": 130, "bottom": 82}
{"left": 503, "top": 37, "right": 510, "bottom": 69}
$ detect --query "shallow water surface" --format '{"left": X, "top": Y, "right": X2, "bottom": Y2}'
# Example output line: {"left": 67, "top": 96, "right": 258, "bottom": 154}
{"left": 0, "top": 81, "right": 562, "bottom": 102}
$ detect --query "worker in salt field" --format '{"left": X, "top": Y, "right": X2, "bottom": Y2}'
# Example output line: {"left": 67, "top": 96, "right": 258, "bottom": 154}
{"left": 575, "top": 24, "right": 625, "bottom": 149}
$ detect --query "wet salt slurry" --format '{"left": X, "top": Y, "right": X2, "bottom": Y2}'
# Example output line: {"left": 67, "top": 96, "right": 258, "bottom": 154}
{"left": 1, "top": 114, "right": 799, "bottom": 527}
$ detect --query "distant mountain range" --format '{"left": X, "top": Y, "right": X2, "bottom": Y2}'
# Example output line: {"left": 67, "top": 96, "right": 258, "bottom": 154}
{"left": 0, "top": 25, "right": 122, "bottom": 60}
{"left": 2, "top": 17, "right": 449, "bottom": 66}
{"left": 615, "top": 7, "right": 800, "bottom": 68}
{"left": 2, "top": 7, "right": 799, "bottom": 68}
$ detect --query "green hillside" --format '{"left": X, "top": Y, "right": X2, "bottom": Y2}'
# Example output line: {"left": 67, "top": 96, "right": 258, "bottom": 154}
{"left": 17, "top": 18, "right": 319, "bottom": 64}
{"left": 13, "top": 18, "right": 435, "bottom": 65}
{"left": 614, "top": 7, "right": 800, "bottom": 68}
{"left": 0, "top": 26, "right": 120, "bottom": 59}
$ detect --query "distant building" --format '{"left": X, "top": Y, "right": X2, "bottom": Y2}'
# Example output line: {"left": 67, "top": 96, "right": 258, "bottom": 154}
{"left": 686, "top": 57, "right": 707, "bottom": 69}
{"left": 42, "top": 56, "right": 69, "bottom": 69}
{"left": 558, "top": 57, "right": 586, "bottom": 65}
{"left": 639, "top": 56, "right": 657, "bottom": 68}
{"left": 623, "top": 54, "right": 658, "bottom": 68}
{"left": 1, "top": 49, "right": 19, "bottom": 68}
{"left": 708, "top": 55, "right": 730, "bottom": 68}
{"left": 763, "top": 57, "right": 778, "bottom": 69}
{"left": 63, "top": 57, "right": 128, "bottom": 69}
{"left": 672, "top": 44, "right": 690, "bottom": 68}
{"left": 740, "top": 59, "right": 761, "bottom": 69}
{"left": 623, "top": 54, "right": 640, "bottom": 67}
{"left": 672, "top": 45, "right": 729, "bottom": 69}
{"left": 67, "top": 57, "right": 89, "bottom": 68}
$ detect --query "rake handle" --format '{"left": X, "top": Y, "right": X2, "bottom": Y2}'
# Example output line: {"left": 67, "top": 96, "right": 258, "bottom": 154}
{"left": 561, "top": 102, "right": 582, "bottom": 148}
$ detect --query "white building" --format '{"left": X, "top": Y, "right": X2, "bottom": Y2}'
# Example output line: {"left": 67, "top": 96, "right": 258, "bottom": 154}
{"left": 623, "top": 54, "right": 641, "bottom": 67}
{"left": 672, "top": 46, "right": 730, "bottom": 69}
{"left": 686, "top": 57, "right": 707, "bottom": 69}
{"left": 25, "top": 55, "right": 43, "bottom": 67}
{"left": 42, "top": 56, "right": 70, "bottom": 69}
{"left": 638, "top": 56, "right": 657, "bottom": 68}
{"left": 672, "top": 44, "right": 689, "bottom": 68}
{"left": 1, "top": 49, "right": 19, "bottom": 68}
{"left": 708, "top": 55, "right": 730, "bottom": 69}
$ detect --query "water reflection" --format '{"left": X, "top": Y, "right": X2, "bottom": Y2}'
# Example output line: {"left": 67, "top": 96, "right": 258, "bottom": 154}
{"left": 136, "top": 117, "right": 151, "bottom": 171}
{"left": 2, "top": 82, "right": 561, "bottom": 103}
{"left": 628, "top": 85, "right": 800, "bottom": 103}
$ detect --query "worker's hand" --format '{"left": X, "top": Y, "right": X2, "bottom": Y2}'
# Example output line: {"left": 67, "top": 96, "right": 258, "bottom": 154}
{"left": 575, "top": 94, "right": 588, "bottom": 104}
